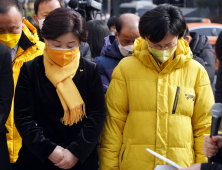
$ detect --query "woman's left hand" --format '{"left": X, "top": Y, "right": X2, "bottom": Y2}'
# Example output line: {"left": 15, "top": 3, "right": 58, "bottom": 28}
{"left": 177, "top": 164, "right": 201, "bottom": 170}
{"left": 55, "top": 149, "right": 79, "bottom": 169}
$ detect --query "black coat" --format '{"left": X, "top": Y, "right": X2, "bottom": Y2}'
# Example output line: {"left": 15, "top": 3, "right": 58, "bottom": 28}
{"left": 215, "top": 63, "right": 222, "bottom": 103}
{"left": 14, "top": 55, "right": 106, "bottom": 170}
{"left": 0, "top": 43, "right": 14, "bottom": 170}
{"left": 201, "top": 148, "right": 222, "bottom": 170}
{"left": 189, "top": 32, "right": 216, "bottom": 86}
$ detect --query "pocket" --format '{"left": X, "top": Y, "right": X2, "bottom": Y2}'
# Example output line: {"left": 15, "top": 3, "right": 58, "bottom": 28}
{"left": 169, "top": 85, "right": 195, "bottom": 117}
{"left": 119, "top": 139, "right": 131, "bottom": 170}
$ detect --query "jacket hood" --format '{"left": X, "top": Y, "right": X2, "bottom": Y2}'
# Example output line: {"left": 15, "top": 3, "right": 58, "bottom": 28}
{"left": 100, "top": 35, "right": 124, "bottom": 60}
{"left": 132, "top": 37, "right": 193, "bottom": 73}
{"left": 189, "top": 32, "right": 210, "bottom": 55}
{"left": 15, "top": 19, "right": 41, "bottom": 59}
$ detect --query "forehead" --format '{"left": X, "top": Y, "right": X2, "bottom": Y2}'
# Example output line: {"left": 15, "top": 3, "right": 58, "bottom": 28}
{"left": 150, "top": 33, "right": 177, "bottom": 45}
{"left": 0, "top": 7, "right": 22, "bottom": 28}
{"left": 119, "top": 27, "right": 140, "bottom": 40}
{"left": 53, "top": 32, "right": 79, "bottom": 42}
{"left": 38, "top": 0, "right": 61, "bottom": 16}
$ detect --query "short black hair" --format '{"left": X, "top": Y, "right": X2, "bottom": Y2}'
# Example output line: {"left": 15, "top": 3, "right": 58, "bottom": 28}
{"left": 107, "top": 16, "right": 118, "bottom": 30}
{"left": 116, "top": 16, "right": 123, "bottom": 34}
{"left": 139, "top": 4, "right": 186, "bottom": 43}
{"left": 0, "top": 0, "right": 23, "bottom": 15}
{"left": 86, "top": 20, "right": 110, "bottom": 58}
{"left": 41, "top": 8, "right": 87, "bottom": 42}
{"left": 34, "top": 0, "right": 65, "bottom": 15}
{"left": 216, "top": 31, "right": 222, "bottom": 63}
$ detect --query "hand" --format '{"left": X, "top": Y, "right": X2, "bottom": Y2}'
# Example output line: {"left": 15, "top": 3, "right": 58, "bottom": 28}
{"left": 203, "top": 135, "right": 222, "bottom": 157}
{"left": 177, "top": 164, "right": 201, "bottom": 170}
{"left": 55, "top": 149, "right": 79, "bottom": 169}
{"left": 48, "top": 145, "right": 64, "bottom": 164}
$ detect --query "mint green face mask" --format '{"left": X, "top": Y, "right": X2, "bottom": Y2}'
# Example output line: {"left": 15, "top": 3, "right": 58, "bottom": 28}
{"left": 147, "top": 41, "right": 177, "bottom": 63}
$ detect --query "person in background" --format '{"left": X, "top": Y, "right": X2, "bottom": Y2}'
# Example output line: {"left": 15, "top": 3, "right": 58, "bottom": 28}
{"left": 86, "top": 20, "right": 110, "bottom": 59}
{"left": 178, "top": 135, "right": 222, "bottom": 170}
{"left": 215, "top": 31, "right": 222, "bottom": 103}
{"left": 14, "top": 8, "right": 106, "bottom": 170}
{"left": 99, "top": 4, "right": 214, "bottom": 170}
{"left": 183, "top": 26, "right": 206, "bottom": 69}
{"left": 33, "top": 0, "right": 65, "bottom": 42}
{"left": 184, "top": 25, "right": 215, "bottom": 88}
{"left": 107, "top": 16, "right": 118, "bottom": 35}
{"left": 0, "top": 0, "right": 45, "bottom": 169}
{"left": 33, "top": 0, "right": 92, "bottom": 61}
{"left": 93, "top": 13, "right": 140, "bottom": 94}
{"left": 0, "top": 43, "right": 14, "bottom": 170}
{"left": 26, "top": 16, "right": 39, "bottom": 29}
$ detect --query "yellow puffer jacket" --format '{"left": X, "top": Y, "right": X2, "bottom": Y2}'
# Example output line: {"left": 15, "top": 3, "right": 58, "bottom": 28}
{"left": 6, "top": 19, "right": 45, "bottom": 163}
{"left": 99, "top": 38, "right": 214, "bottom": 169}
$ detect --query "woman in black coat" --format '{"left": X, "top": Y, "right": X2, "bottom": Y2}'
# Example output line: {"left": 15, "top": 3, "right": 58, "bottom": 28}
{"left": 14, "top": 8, "right": 106, "bottom": 170}
{"left": 0, "top": 43, "right": 14, "bottom": 170}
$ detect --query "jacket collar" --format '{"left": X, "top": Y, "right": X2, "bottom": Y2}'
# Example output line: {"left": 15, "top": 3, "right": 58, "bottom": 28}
{"left": 15, "top": 19, "right": 40, "bottom": 59}
{"left": 100, "top": 35, "right": 124, "bottom": 60}
{"left": 133, "top": 37, "right": 193, "bottom": 74}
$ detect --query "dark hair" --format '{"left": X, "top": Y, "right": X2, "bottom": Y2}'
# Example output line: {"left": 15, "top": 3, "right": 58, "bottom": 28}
{"left": 86, "top": 20, "right": 110, "bottom": 59}
{"left": 216, "top": 31, "right": 222, "bottom": 63}
{"left": 116, "top": 16, "right": 123, "bottom": 34}
{"left": 34, "top": 0, "right": 65, "bottom": 15}
{"left": 0, "top": 0, "right": 23, "bottom": 15}
{"left": 41, "top": 8, "right": 87, "bottom": 42}
{"left": 107, "top": 16, "right": 118, "bottom": 30}
{"left": 26, "top": 16, "right": 39, "bottom": 29}
{"left": 139, "top": 4, "right": 186, "bottom": 43}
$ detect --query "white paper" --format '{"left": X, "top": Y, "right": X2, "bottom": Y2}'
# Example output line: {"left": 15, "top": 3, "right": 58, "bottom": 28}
{"left": 154, "top": 165, "right": 177, "bottom": 170}
{"left": 146, "top": 148, "right": 184, "bottom": 169}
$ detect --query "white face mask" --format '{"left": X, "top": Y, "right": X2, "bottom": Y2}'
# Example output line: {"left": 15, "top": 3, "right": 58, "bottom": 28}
{"left": 110, "top": 32, "right": 115, "bottom": 35}
{"left": 37, "top": 18, "right": 45, "bottom": 29}
{"left": 118, "top": 38, "right": 133, "bottom": 57}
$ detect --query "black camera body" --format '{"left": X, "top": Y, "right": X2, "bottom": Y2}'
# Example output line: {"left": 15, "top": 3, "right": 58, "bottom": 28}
{"left": 69, "top": 0, "right": 102, "bottom": 21}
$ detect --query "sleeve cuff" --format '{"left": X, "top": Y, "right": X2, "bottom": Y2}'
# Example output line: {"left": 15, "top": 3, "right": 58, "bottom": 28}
{"left": 36, "top": 141, "right": 57, "bottom": 163}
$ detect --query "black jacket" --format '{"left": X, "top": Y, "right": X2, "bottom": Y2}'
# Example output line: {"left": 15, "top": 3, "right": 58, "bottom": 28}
{"left": 0, "top": 43, "right": 14, "bottom": 134}
{"left": 14, "top": 55, "right": 106, "bottom": 170}
{"left": 189, "top": 32, "right": 216, "bottom": 86}
{"left": 215, "top": 63, "right": 222, "bottom": 103}
{"left": 201, "top": 148, "right": 222, "bottom": 170}
{"left": 0, "top": 43, "right": 14, "bottom": 170}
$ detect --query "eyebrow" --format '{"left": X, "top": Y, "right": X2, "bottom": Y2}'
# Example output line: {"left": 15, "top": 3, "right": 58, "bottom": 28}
{"left": 9, "top": 26, "right": 17, "bottom": 29}
{"left": 155, "top": 40, "right": 175, "bottom": 46}
{"left": 54, "top": 40, "right": 61, "bottom": 42}
{"left": 68, "top": 41, "right": 76, "bottom": 44}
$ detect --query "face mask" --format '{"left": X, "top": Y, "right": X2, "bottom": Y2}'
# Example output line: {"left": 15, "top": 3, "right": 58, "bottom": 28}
{"left": 110, "top": 32, "right": 115, "bottom": 35}
{"left": 147, "top": 41, "right": 177, "bottom": 63}
{"left": 37, "top": 18, "right": 45, "bottom": 29}
{"left": 118, "top": 38, "right": 133, "bottom": 57}
{"left": 46, "top": 43, "right": 79, "bottom": 67}
{"left": 0, "top": 33, "right": 21, "bottom": 49}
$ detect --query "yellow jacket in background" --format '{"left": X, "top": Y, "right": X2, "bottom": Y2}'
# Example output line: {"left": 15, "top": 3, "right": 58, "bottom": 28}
{"left": 6, "top": 19, "right": 45, "bottom": 163}
{"left": 99, "top": 37, "right": 214, "bottom": 170}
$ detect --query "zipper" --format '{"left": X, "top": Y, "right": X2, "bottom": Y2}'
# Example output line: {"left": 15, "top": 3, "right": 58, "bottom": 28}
{"left": 172, "top": 86, "right": 180, "bottom": 114}
{"left": 151, "top": 55, "right": 162, "bottom": 71}
{"left": 121, "top": 150, "right": 125, "bottom": 162}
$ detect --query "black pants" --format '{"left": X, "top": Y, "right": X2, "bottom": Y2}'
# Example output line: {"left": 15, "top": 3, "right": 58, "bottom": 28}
{"left": 0, "top": 134, "right": 12, "bottom": 170}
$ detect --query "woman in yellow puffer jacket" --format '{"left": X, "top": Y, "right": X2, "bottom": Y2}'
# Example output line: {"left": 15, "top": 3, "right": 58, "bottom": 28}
{"left": 99, "top": 4, "right": 214, "bottom": 170}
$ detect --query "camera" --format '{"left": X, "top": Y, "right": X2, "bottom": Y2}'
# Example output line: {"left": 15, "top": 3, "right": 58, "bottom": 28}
{"left": 68, "top": 0, "right": 102, "bottom": 21}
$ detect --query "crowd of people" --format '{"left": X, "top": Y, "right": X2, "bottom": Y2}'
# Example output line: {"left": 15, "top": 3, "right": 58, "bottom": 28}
{"left": 0, "top": 0, "right": 221, "bottom": 170}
